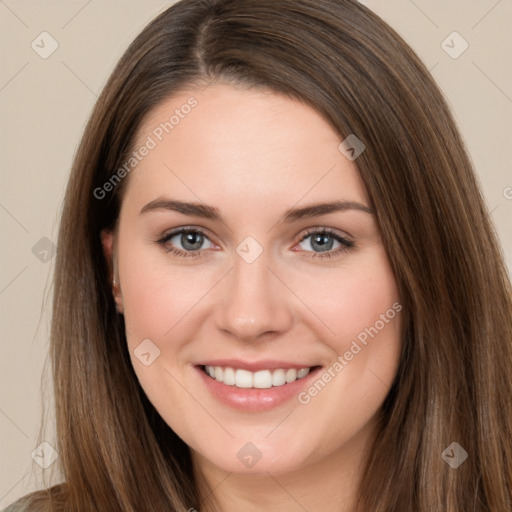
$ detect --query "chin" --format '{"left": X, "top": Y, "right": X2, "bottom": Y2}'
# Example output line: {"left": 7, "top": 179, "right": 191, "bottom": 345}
{"left": 192, "top": 436, "right": 320, "bottom": 476}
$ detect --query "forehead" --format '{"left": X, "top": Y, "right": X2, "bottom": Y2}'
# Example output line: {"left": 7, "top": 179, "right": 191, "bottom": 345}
{"left": 124, "top": 82, "right": 369, "bottom": 213}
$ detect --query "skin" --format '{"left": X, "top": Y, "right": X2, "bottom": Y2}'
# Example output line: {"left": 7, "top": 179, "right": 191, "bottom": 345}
{"left": 102, "top": 82, "right": 402, "bottom": 512}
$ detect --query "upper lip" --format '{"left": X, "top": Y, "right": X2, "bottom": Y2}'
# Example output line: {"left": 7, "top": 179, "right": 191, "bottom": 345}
{"left": 196, "top": 359, "right": 319, "bottom": 372}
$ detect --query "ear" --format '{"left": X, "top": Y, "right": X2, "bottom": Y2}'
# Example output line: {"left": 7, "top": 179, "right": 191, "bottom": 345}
{"left": 100, "top": 228, "right": 124, "bottom": 314}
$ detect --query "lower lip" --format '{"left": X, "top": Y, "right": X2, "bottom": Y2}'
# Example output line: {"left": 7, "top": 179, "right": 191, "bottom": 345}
{"left": 195, "top": 366, "right": 322, "bottom": 412}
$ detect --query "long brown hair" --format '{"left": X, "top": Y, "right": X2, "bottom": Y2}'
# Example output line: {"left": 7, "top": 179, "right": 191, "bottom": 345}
{"left": 6, "top": 0, "right": 512, "bottom": 510}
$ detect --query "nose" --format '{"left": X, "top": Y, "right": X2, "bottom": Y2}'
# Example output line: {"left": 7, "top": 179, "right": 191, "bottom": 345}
{"left": 214, "top": 248, "right": 294, "bottom": 342}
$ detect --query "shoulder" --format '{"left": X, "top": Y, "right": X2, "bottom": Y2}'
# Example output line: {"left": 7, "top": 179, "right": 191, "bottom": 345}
{"left": 2, "top": 484, "right": 67, "bottom": 512}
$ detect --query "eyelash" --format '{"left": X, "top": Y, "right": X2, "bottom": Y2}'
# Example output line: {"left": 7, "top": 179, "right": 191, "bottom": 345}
{"left": 155, "top": 226, "right": 355, "bottom": 260}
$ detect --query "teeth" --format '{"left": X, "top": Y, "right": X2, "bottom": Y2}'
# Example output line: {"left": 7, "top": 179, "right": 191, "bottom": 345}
{"left": 203, "top": 365, "right": 312, "bottom": 388}
{"left": 223, "top": 367, "right": 236, "bottom": 386}
{"left": 272, "top": 369, "right": 286, "bottom": 386}
{"left": 236, "top": 369, "right": 253, "bottom": 388}
{"left": 253, "top": 370, "right": 272, "bottom": 389}
{"left": 285, "top": 369, "right": 297, "bottom": 383}
{"left": 297, "top": 368, "right": 310, "bottom": 379}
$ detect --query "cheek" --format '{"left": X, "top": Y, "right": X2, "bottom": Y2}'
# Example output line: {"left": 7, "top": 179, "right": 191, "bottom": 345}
{"left": 116, "top": 244, "right": 201, "bottom": 418}
{"left": 119, "top": 244, "right": 207, "bottom": 345}
{"left": 301, "top": 250, "right": 400, "bottom": 353}
{"left": 292, "top": 249, "right": 402, "bottom": 409}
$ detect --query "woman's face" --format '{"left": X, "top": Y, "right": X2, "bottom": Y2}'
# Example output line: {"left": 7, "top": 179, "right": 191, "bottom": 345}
{"left": 103, "top": 82, "right": 402, "bottom": 476}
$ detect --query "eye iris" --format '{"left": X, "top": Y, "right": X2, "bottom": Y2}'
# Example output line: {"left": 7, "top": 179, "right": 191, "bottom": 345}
{"left": 182, "top": 232, "right": 203, "bottom": 251}
{"left": 311, "top": 233, "right": 334, "bottom": 252}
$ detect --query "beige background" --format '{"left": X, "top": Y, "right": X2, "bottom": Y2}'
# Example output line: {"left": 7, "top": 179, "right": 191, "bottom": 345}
{"left": 1, "top": 0, "right": 511, "bottom": 507}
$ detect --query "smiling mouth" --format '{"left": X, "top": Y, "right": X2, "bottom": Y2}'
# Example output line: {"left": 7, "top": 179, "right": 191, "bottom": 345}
{"left": 199, "top": 365, "right": 321, "bottom": 389}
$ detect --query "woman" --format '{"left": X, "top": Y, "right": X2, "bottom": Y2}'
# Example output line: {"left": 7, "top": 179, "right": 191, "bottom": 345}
{"left": 6, "top": 0, "right": 512, "bottom": 510}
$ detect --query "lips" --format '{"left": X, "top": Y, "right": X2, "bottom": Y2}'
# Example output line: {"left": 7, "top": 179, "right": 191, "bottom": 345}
{"left": 194, "top": 360, "right": 322, "bottom": 411}
{"left": 197, "top": 359, "right": 318, "bottom": 372}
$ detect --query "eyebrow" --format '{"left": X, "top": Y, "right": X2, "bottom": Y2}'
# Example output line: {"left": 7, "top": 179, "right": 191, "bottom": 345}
{"left": 139, "top": 198, "right": 374, "bottom": 222}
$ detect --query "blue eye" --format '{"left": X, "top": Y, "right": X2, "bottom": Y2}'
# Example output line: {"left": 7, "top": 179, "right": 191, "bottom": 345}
{"left": 157, "top": 228, "right": 214, "bottom": 257}
{"left": 296, "top": 228, "right": 354, "bottom": 259}
{"left": 156, "top": 227, "right": 354, "bottom": 259}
